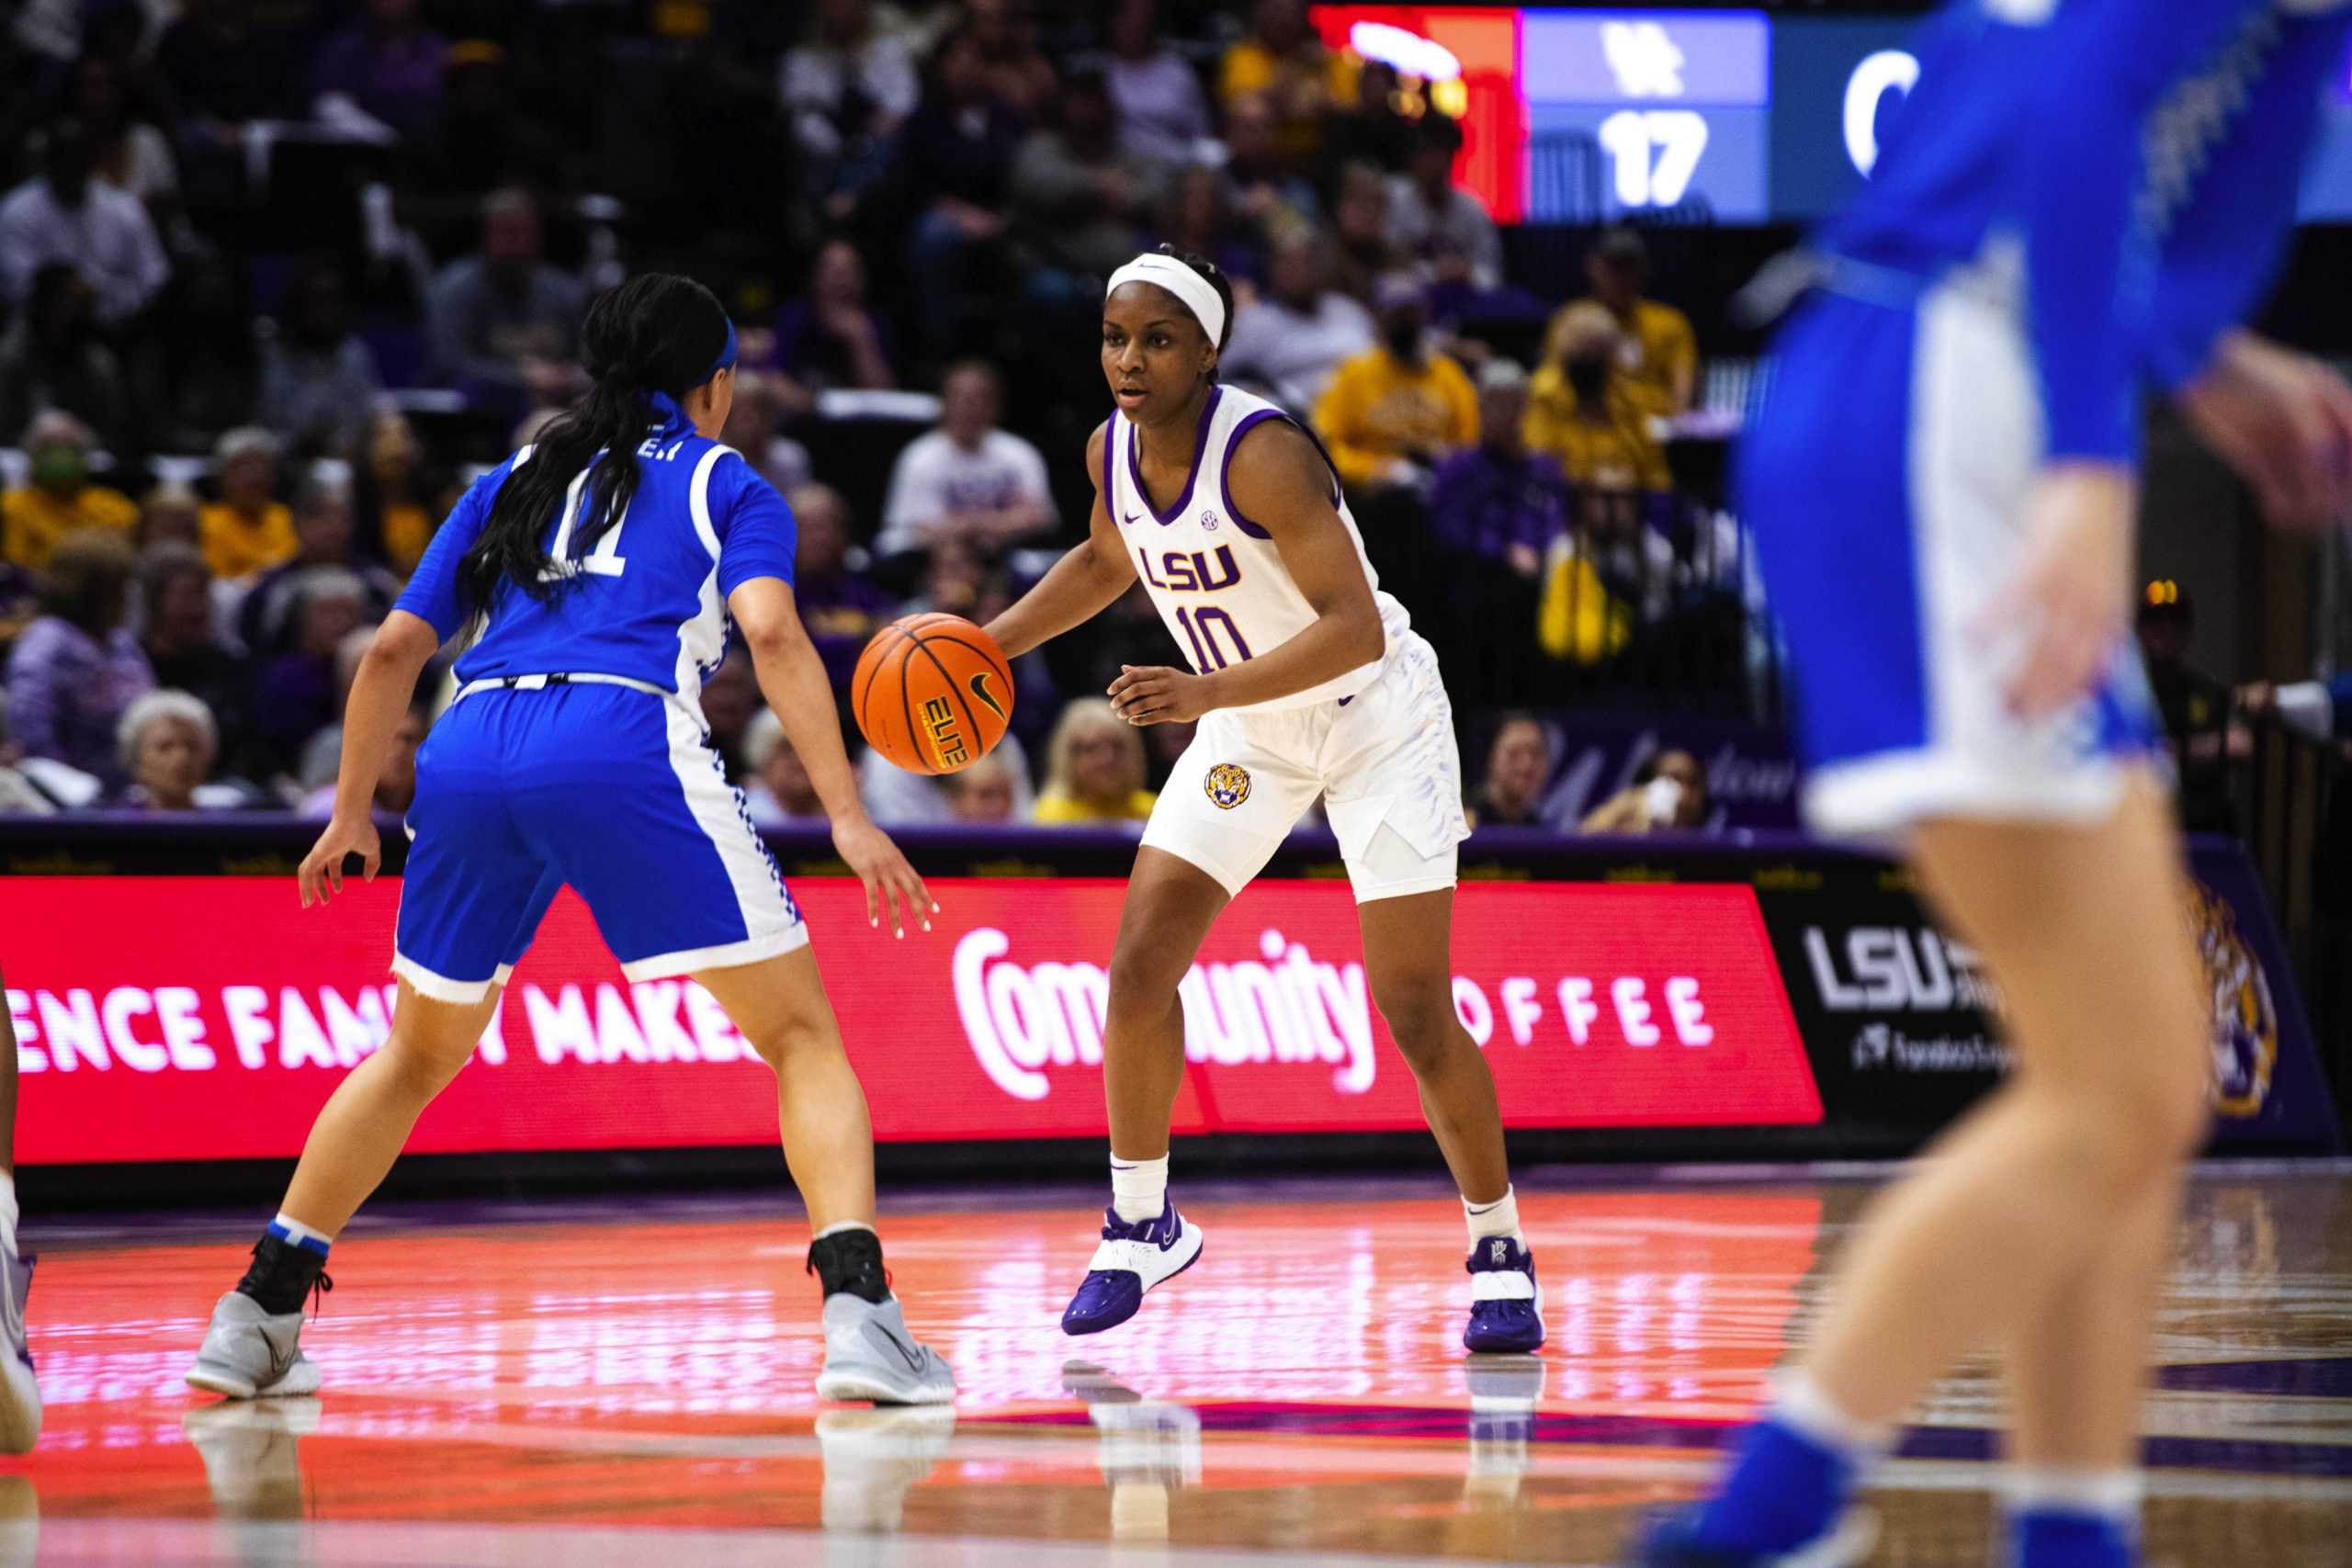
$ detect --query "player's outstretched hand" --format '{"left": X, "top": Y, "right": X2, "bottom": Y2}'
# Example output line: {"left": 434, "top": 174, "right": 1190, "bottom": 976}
{"left": 299, "top": 813, "right": 381, "bottom": 908}
{"left": 1979, "top": 463, "right": 2137, "bottom": 722}
{"left": 2179, "top": 333, "right": 2352, "bottom": 533}
{"left": 1108, "top": 664, "right": 1214, "bottom": 726}
{"left": 833, "top": 816, "right": 935, "bottom": 939}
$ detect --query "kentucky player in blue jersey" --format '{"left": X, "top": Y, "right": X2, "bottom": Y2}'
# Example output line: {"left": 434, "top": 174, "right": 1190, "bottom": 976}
{"left": 185, "top": 275, "right": 954, "bottom": 1407}
{"left": 1634, "top": 4, "right": 2352, "bottom": 1566}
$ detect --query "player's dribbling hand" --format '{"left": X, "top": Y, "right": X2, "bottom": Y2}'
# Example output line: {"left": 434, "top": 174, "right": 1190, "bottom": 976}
{"left": 2179, "top": 333, "right": 2352, "bottom": 533}
{"left": 299, "top": 814, "right": 381, "bottom": 908}
{"left": 1979, "top": 462, "right": 2137, "bottom": 722}
{"left": 1108, "top": 665, "right": 1214, "bottom": 726}
{"left": 832, "top": 817, "right": 934, "bottom": 939}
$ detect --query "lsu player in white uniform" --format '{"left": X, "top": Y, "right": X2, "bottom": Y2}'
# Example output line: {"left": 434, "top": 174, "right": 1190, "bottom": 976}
{"left": 983, "top": 249, "right": 1543, "bottom": 1352}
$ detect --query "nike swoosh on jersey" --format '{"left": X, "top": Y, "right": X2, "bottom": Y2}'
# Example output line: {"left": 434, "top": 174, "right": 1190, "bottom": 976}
{"left": 968, "top": 671, "right": 1006, "bottom": 721}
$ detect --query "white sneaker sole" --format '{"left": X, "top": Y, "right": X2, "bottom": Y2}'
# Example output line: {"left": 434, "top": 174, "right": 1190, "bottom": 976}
{"left": 186, "top": 1359, "right": 322, "bottom": 1401}
{"left": 0, "top": 1359, "right": 39, "bottom": 1454}
{"left": 814, "top": 1369, "right": 956, "bottom": 1406}
{"left": 1773, "top": 1508, "right": 1880, "bottom": 1568}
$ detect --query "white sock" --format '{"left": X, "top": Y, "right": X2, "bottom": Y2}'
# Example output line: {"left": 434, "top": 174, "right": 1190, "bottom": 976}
{"left": 1464, "top": 1186, "right": 1521, "bottom": 1245}
{"left": 0, "top": 1170, "right": 16, "bottom": 1254}
{"left": 811, "top": 1220, "right": 876, "bottom": 1242}
{"left": 1770, "top": 1371, "right": 1895, "bottom": 1459}
{"left": 2002, "top": 1466, "right": 2143, "bottom": 1526}
{"left": 1110, "top": 1154, "right": 1168, "bottom": 1224}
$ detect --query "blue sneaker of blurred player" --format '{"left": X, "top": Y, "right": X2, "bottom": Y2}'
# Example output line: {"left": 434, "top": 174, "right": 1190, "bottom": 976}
{"left": 1061, "top": 1201, "right": 1204, "bottom": 1336}
{"left": 0, "top": 1238, "right": 39, "bottom": 1454}
{"left": 1629, "top": 1505, "right": 1879, "bottom": 1567}
{"left": 2010, "top": 1508, "right": 2135, "bottom": 1568}
{"left": 1463, "top": 1235, "right": 1544, "bottom": 1353}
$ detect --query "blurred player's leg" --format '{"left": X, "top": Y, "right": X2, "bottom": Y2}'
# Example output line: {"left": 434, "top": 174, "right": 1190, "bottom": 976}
{"left": 0, "top": 964, "right": 38, "bottom": 1452}
{"left": 188, "top": 981, "right": 498, "bottom": 1400}
{"left": 1641, "top": 776, "right": 2206, "bottom": 1566}
{"left": 1061, "top": 849, "right": 1225, "bottom": 1336}
{"left": 1998, "top": 1156, "right": 2184, "bottom": 1563}
{"left": 1357, "top": 886, "right": 1539, "bottom": 1354}
{"left": 693, "top": 951, "right": 952, "bottom": 1404}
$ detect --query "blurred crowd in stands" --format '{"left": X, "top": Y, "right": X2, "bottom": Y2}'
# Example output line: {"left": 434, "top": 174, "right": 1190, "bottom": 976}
{"left": 0, "top": 0, "right": 1766, "bottom": 835}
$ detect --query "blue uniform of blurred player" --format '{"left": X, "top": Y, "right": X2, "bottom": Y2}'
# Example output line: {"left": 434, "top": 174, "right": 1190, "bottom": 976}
{"left": 1636, "top": 3, "right": 2352, "bottom": 1565}
{"left": 186, "top": 275, "right": 956, "bottom": 1409}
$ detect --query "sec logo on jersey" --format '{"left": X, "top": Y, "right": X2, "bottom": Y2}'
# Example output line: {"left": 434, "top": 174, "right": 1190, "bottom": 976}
{"left": 1204, "top": 762, "right": 1251, "bottom": 809}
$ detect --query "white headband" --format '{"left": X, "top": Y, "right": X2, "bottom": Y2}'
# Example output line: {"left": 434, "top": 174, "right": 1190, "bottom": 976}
{"left": 1105, "top": 254, "right": 1226, "bottom": 350}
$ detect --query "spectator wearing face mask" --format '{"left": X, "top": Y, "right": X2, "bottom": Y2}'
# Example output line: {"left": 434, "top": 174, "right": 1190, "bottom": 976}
{"left": 1313, "top": 276, "right": 1478, "bottom": 493}
{"left": 1544, "top": 227, "right": 1696, "bottom": 422}
{"left": 1579, "top": 749, "right": 1710, "bottom": 835}
{"left": 2, "top": 411, "right": 136, "bottom": 570}
{"left": 6, "top": 528, "right": 153, "bottom": 792}
{"left": 1467, "top": 713, "right": 1551, "bottom": 829}
{"left": 1523, "top": 301, "right": 1669, "bottom": 493}
{"left": 0, "top": 263, "right": 126, "bottom": 449}
{"left": 199, "top": 426, "right": 298, "bottom": 581}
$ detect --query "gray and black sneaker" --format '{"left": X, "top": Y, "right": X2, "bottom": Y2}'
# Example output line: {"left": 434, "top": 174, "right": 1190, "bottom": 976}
{"left": 813, "top": 1293, "right": 956, "bottom": 1405}
{"left": 0, "top": 1234, "right": 40, "bottom": 1453}
{"left": 186, "top": 1292, "right": 323, "bottom": 1400}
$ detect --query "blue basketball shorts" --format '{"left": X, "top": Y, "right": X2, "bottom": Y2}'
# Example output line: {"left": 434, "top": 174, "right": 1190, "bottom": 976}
{"left": 1736, "top": 270, "right": 2163, "bottom": 840}
{"left": 390, "top": 682, "right": 806, "bottom": 1003}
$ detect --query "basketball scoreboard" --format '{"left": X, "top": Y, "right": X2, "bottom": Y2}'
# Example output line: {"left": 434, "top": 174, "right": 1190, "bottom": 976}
{"left": 1310, "top": 6, "right": 2352, "bottom": 224}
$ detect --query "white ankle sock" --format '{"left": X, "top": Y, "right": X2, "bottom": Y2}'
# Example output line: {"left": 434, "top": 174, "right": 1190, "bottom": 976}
{"left": 1110, "top": 1155, "right": 1168, "bottom": 1224}
{"left": 2002, "top": 1466, "right": 2143, "bottom": 1525}
{"left": 811, "top": 1221, "right": 876, "bottom": 1242}
{"left": 1771, "top": 1371, "right": 1894, "bottom": 1459}
{"left": 0, "top": 1170, "right": 16, "bottom": 1254}
{"left": 1464, "top": 1186, "right": 1521, "bottom": 1244}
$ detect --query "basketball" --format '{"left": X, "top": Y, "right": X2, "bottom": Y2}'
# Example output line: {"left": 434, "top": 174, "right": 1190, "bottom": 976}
{"left": 853, "top": 613, "right": 1015, "bottom": 775}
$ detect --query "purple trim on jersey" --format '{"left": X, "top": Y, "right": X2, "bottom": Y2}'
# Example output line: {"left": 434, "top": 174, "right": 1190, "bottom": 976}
{"left": 1126, "top": 386, "right": 1225, "bottom": 525}
{"left": 1219, "top": 409, "right": 1283, "bottom": 540}
{"left": 1218, "top": 408, "right": 1347, "bottom": 542}
{"left": 1102, "top": 417, "right": 1120, "bottom": 525}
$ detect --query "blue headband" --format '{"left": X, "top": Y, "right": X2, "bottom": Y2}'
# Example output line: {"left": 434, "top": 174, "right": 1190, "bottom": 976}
{"left": 646, "top": 319, "right": 738, "bottom": 431}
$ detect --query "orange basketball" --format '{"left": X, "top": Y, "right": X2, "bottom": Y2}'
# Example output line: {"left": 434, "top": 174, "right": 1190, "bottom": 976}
{"left": 853, "top": 613, "right": 1015, "bottom": 775}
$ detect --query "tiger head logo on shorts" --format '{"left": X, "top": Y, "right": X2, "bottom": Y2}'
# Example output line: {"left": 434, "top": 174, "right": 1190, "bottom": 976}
{"left": 1204, "top": 762, "right": 1251, "bottom": 810}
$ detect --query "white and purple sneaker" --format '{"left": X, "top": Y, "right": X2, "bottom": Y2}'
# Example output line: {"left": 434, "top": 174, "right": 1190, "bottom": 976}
{"left": 1464, "top": 1235, "right": 1544, "bottom": 1354}
{"left": 1060, "top": 1201, "right": 1204, "bottom": 1336}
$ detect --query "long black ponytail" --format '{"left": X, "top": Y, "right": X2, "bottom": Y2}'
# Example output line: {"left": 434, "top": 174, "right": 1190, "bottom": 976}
{"left": 456, "top": 272, "right": 732, "bottom": 622}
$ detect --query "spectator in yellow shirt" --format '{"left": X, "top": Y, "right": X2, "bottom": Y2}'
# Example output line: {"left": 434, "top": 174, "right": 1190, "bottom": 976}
{"left": 1542, "top": 227, "right": 1697, "bottom": 423}
{"left": 1218, "top": 0, "right": 1355, "bottom": 172}
{"left": 1523, "top": 301, "right": 1672, "bottom": 493}
{"left": 0, "top": 411, "right": 136, "bottom": 570}
{"left": 1313, "top": 279, "right": 1479, "bottom": 492}
{"left": 1034, "top": 698, "right": 1157, "bottom": 827}
{"left": 198, "top": 426, "right": 298, "bottom": 581}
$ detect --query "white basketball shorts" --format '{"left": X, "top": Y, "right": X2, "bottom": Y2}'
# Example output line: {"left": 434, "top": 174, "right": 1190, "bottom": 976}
{"left": 1140, "top": 629, "right": 1470, "bottom": 903}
